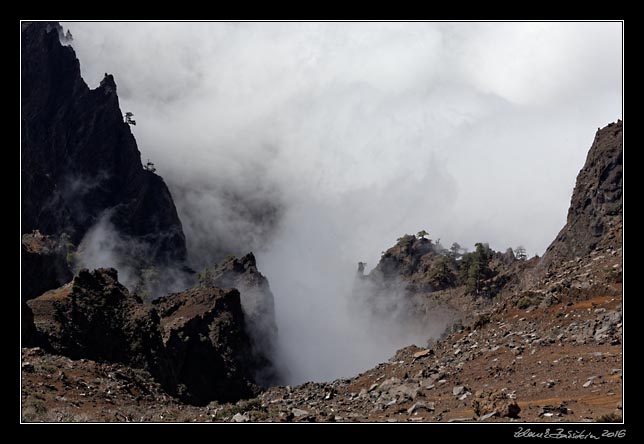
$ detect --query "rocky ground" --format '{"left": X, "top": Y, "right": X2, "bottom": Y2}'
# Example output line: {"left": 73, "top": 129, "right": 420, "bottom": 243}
{"left": 255, "top": 267, "right": 622, "bottom": 423}
{"left": 21, "top": 246, "right": 622, "bottom": 423}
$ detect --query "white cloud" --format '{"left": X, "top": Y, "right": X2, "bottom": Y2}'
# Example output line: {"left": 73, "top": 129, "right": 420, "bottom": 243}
{"left": 455, "top": 22, "right": 622, "bottom": 106}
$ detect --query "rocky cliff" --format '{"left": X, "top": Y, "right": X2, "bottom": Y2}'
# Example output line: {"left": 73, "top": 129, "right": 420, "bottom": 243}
{"left": 208, "top": 253, "right": 280, "bottom": 385}
{"left": 154, "top": 287, "right": 261, "bottom": 405}
{"left": 541, "top": 120, "right": 623, "bottom": 270}
{"left": 21, "top": 22, "right": 186, "bottom": 265}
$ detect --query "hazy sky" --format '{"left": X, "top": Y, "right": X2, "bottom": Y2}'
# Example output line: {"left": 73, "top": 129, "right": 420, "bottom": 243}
{"left": 61, "top": 21, "right": 622, "bottom": 383}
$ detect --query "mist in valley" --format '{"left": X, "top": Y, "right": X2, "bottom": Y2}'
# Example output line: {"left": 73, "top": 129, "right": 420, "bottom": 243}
{"left": 62, "top": 21, "right": 622, "bottom": 384}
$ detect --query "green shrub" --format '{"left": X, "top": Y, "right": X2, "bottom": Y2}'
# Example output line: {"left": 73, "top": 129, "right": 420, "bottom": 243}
{"left": 427, "top": 255, "right": 457, "bottom": 290}
{"left": 516, "top": 296, "right": 533, "bottom": 309}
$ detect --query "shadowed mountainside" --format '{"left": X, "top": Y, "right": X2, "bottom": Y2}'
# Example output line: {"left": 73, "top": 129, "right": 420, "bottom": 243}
{"left": 21, "top": 22, "right": 187, "bottom": 265}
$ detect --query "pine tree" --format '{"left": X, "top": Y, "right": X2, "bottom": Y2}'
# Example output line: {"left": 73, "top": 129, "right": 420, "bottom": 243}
{"left": 124, "top": 112, "right": 137, "bottom": 126}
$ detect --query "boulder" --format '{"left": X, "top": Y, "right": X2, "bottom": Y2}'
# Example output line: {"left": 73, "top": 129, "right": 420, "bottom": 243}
{"left": 472, "top": 390, "right": 521, "bottom": 419}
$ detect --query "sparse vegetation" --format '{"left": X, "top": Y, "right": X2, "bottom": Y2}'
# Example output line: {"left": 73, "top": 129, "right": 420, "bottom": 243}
{"left": 458, "top": 242, "right": 495, "bottom": 295}
{"left": 516, "top": 296, "right": 533, "bottom": 309}
{"left": 396, "top": 234, "right": 416, "bottom": 246}
{"left": 427, "top": 255, "right": 457, "bottom": 290}
{"left": 197, "top": 254, "right": 238, "bottom": 288}
{"left": 143, "top": 159, "right": 156, "bottom": 173}
{"left": 216, "top": 398, "right": 263, "bottom": 419}
{"left": 197, "top": 267, "right": 215, "bottom": 288}
{"left": 515, "top": 245, "right": 527, "bottom": 260}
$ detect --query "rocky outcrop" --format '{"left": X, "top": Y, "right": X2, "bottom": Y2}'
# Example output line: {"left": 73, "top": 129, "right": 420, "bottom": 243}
{"left": 541, "top": 120, "right": 622, "bottom": 270}
{"left": 355, "top": 235, "right": 521, "bottom": 326}
{"left": 27, "top": 267, "right": 265, "bottom": 405}
{"left": 21, "top": 230, "right": 73, "bottom": 301}
{"left": 209, "top": 253, "right": 279, "bottom": 385}
{"left": 27, "top": 268, "right": 176, "bottom": 390}
{"left": 371, "top": 235, "right": 436, "bottom": 283}
{"left": 369, "top": 235, "right": 523, "bottom": 296}
{"left": 21, "top": 22, "right": 186, "bottom": 265}
{"left": 153, "top": 287, "right": 261, "bottom": 405}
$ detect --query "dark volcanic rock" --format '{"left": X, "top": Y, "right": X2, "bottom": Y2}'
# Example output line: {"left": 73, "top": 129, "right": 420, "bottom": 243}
{"left": 22, "top": 301, "right": 37, "bottom": 347}
{"left": 209, "top": 253, "right": 280, "bottom": 385}
{"left": 27, "top": 268, "right": 264, "bottom": 405}
{"left": 21, "top": 230, "right": 73, "bottom": 301}
{"left": 541, "top": 121, "right": 623, "bottom": 269}
{"left": 21, "top": 22, "right": 186, "bottom": 265}
{"left": 27, "top": 268, "right": 176, "bottom": 390}
{"left": 153, "top": 287, "right": 261, "bottom": 405}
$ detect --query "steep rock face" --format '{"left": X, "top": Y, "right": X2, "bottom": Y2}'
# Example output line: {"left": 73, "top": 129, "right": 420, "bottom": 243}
{"left": 209, "top": 253, "right": 279, "bottom": 385}
{"left": 27, "top": 268, "right": 176, "bottom": 390}
{"left": 153, "top": 287, "right": 261, "bottom": 405}
{"left": 541, "top": 121, "right": 623, "bottom": 269}
{"left": 21, "top": 231, "right": 73, "bottom": 301}
{"left": 21, "top": 22, "right": 186, "bottom": 264}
